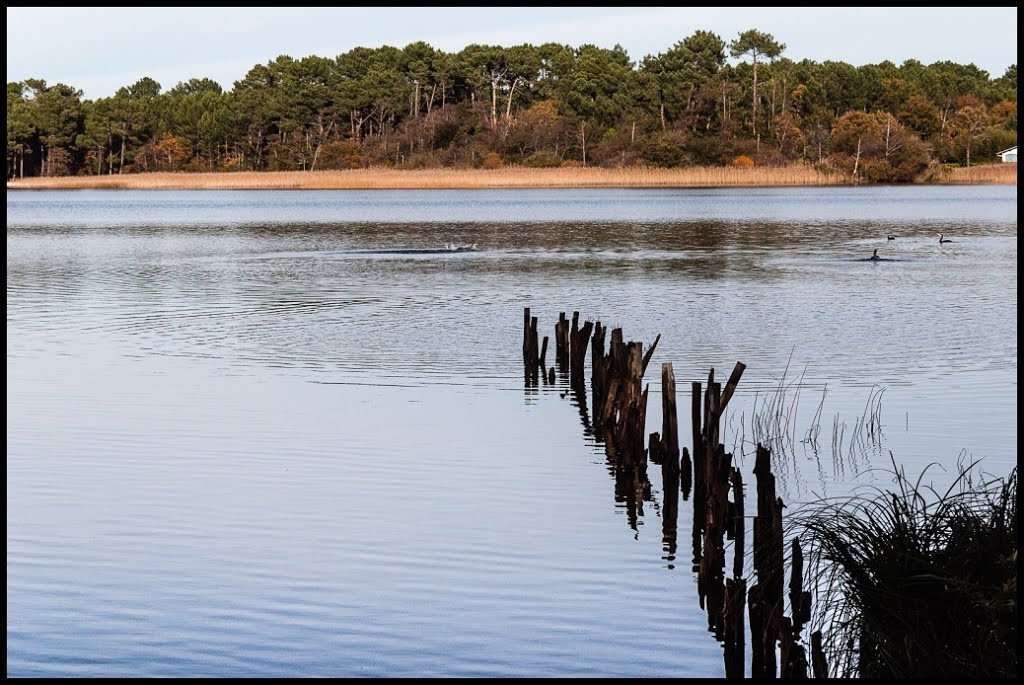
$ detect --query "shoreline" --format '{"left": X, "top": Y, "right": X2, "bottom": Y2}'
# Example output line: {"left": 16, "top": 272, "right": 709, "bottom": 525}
{"left": 6, "top": 164, "right": 1016, "bottom": 190}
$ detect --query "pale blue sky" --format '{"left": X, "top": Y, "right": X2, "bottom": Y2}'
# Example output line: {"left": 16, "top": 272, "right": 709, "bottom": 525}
{"left": 6, "top": 7, "right": 1018, "bottom": 99}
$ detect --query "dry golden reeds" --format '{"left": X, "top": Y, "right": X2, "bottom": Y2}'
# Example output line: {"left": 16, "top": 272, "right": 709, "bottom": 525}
{"left": 937, "top": 163, "right": 1017, "bottom": 185}
{"left": 7, "top": 165, "right": 852, "bottom": 190}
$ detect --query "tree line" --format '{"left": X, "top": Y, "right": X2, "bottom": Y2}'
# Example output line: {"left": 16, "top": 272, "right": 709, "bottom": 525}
{"left": 6, "top": 30, "right": 1017, "bottom": 181}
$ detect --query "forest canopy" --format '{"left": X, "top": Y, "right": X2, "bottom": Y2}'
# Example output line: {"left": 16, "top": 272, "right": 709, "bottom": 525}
{"left": 6, "top": 31, "right": 1017, "bottom": 182}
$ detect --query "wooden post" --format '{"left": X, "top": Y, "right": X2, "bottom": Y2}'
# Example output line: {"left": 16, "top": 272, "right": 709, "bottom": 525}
{"left": 720, "top": 361, "right": 747, "bottom": 412}
{"left": 724, "top": 577, "right": 747, "bottom": 679}
{"left": 523, "top": 307, "right": 531, "bottom": 361}
{"left": 641, "top": 333, "right": 661, "bottom": 377}
{"left": 700, "top": 442, "right": 731, "bottom": 639}
{"left": 730, "top": 467, "right": 745, "bottom": 580}
{"left": 770, "top": 494, "right": 785, "bottom": 647}
{"left": 780, "top": 616, "right": 808, "bottom": 678}
{"left": 752, "top": 443, "right": 781, "bottom": 678}
{"left": 706, "top": 377, "right": 720, "bottom": 452}
{"left": 522, "top": 307, "right": 539, "bottom": 385}
{"left": 691, "top": 381, "right": 704, "bottom": 562}
{"left": 570, "top": 319, "right": 593, "bottom": 385}
{"left": 615, "top": 342, "right": 645, "bottom": 464}
{"left": 555, "top": 312, "right": 569, "bottom": 373}
{"left": 529, "top": 316, "right": 539, "bottom": 384}
{"left": 749, "top": 583, "right": 765, "bottom": 678}
{"left": 569, "top": 311, "right": 579, "bottom": 378}
{"left": 811, "top": 630, "right": 828, "bottom": 678}
{"left": 661, "top": 363, "right": 679, "bottom": 463}
{"left": 600, "top": 378, "right": 621, "bottom": 428}
{"left": 649, "top": 431, "right": 663, "bottom": 465}
{"left": 790, "top": 538, "right": 811, "bottom": 634}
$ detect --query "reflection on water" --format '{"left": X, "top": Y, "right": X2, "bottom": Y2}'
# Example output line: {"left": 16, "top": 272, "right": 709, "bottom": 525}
{"left": 6, "top": 187, "right": 1016, "bottom": 676}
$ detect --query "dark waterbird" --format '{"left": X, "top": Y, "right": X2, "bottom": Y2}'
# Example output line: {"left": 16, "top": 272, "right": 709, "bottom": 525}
{"left": 868, "top": 248, "right": 881, "bottom": 261}
{"left": 887, "top": 234, "right": 896, "bottom": 240}
{"left": 938, "top": 233, "right": 953, "bottom": 243}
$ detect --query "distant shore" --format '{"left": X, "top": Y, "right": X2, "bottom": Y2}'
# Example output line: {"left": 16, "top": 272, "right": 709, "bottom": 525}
{"left": 6, "top": 164, "right": 1015, "bottom": 190}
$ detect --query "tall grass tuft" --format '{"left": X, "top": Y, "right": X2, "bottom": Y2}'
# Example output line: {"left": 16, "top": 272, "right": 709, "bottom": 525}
{"left": 794, "top": 458, "right": 1017, "bottom": 678}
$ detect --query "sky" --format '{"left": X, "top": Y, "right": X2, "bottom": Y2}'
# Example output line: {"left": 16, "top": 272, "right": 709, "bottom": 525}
{"left": 6, "top": 7, "right": 1018, "bottom": 100}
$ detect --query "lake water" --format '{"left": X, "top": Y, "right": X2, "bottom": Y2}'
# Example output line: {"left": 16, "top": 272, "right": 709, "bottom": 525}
{"left": 6, "top": 187, "right": 1017, "bottom": 676}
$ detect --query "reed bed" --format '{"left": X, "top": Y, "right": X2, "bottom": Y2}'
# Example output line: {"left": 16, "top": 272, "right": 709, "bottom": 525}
{"left": 793, "top": 459, "right": 1017, "bottom": 678}
{"left": 937, "top": 163, "right": 1017, "bottom": 185}
{"left": 6, "top": 165, "right": 852, "bottom": 190}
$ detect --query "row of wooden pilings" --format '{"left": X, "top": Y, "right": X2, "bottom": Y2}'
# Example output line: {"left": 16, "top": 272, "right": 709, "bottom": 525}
{"left": 523, "top": 307, "right": 829, "bottom": 679}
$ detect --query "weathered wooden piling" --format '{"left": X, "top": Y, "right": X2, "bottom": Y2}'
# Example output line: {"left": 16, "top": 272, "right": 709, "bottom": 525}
{"left": 790, "top": 538, "right": 811, "bottom": 633}
{"left": 690, "top": 362, "right": 745, "bottom": 645}
{"left": 555, "top": 312, "right": 569, "bottom": 372}
{"left": 692, "top": 381, "right": 704, "bottom": 545}
{"left": 600, "top": 378, "right": 620, "bottom": 430}
{"left": 778, "top": 538, "right": 813, "bottom": 678}
{"left": 649, "top": 431, "right": 663, "bottom": 464}
{"left": 591, "top": 326, "right": 620, "bottom": 431}
{"left": 751, "top": 443, "right": 784, "bottom": 678}
{"left": 591, "top": 328, "right": 658, "bottom": 467}
{"left": 518, "top": 309, "right": 829, "bottom": 679}
{"left": 522, "top": 307, "right": 540, "bottom": 384}
{"left": 725, "top": 471, "right": 747, "bottom": 679}
{"left": 700, "top": 441, "right": 731, "bottom": 636}
{"left": 642, "top": 334, "right": 661, "bottom": 377}
{"left": 569, "top": 315, "right": 593, "bottom": 385}
{"left": 720, "top": 361, "right": 747, "bottom": 415}
{"left": 780, "top": 616, "right": 809, "bottom": 678}
{"left": 729, "top": 467, "right": 745, "bottom": 580}
{"left": 810, "top": 630, "right": 829, "bottom": 678}
{"left": 523, "top": 307, "right": 531, "bottom": 361}
{"left": 724, "top": 577, "right": 747, "bottom": 679}
{"left": 661, "top": 363, "right": 680, "bottom": 465}
{"left": 615, "top": 343, "right": 646, "bottom": 465}
{"left": 692, "top": 372, "right": 717, "bottom": 573}
{"left": 749, "top": 582, "right": 767, "bottom": 678}
{"left": 683, "top": 359, "right": 762, "bottom": 676}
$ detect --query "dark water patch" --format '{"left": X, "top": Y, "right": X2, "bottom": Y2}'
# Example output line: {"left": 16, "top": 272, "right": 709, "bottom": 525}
{"left": 330, "top": 247, "right": 486, "bottom": 255}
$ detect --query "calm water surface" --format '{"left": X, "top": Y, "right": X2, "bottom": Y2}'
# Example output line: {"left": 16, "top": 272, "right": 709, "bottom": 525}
{"left": 6, "top": 187, "right": 1017, "bottom": 676}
